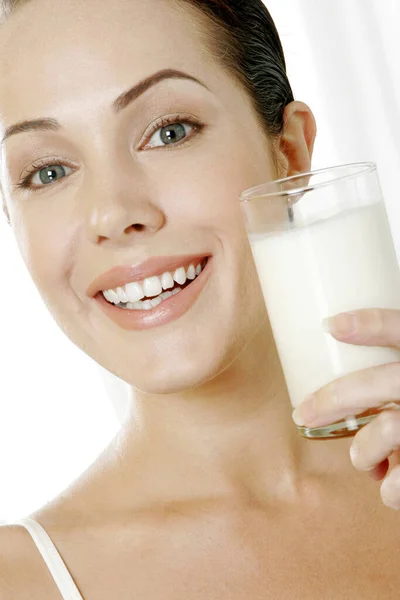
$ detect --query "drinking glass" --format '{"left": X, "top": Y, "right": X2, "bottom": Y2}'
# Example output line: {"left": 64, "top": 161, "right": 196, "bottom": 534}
{"left": 240, "top": 163, "right": 400, "bottom": 439}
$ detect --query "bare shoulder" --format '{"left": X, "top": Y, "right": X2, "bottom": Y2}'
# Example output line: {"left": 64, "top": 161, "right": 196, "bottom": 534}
{"left": 0, "top": 523, "right": 62, "bottom": 599}
{"left": 0, "top": 523, "right": 33, "bottom": 598}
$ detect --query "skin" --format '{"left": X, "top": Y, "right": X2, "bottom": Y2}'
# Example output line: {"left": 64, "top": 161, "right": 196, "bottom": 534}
{"left": 1, "top": 0, "right": 400, "bottom": 597}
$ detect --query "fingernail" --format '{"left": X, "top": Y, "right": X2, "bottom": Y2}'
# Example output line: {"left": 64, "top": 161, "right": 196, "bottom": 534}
{"left": 292, "top": 409, "right": 306, "bottom": 427}
{"left": 292, "top": 395, "right": 317, "bottom": 427}
{"left": 323, "top": 312, "right": 358, "bottom": 336}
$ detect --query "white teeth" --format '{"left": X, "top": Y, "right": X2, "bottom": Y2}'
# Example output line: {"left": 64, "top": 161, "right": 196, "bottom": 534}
{"left": 186, "top": 264, "right": 196, "bottom": 280}
{"left": 102, "top": 258, "right": 207, "bottom": 305}
{"left": 143, "top": 276, "right": 162, "bottom": 298}
{"left": 117, "top": 286, "right": 129, "bottom": 303}
{"left": 115, "top": 288, "right": 182, "bottom": 310}
{"left": 141, "top": 300, "right": 153, "bottom": 311}
{"left": 173, "top": 266, "right": 187, "bottom": 285}
{"left": 161, "top": 290, "right": 173, "bottom": 301}
{"left": 125, "top": 281, "right": 145, "bottom": 303}
{"left": 130, "top": 300, "right": 146, "bottom": 309}
{"left": 104, "top": 289, "right": 120, "bottom": 304}
{"left": 150, "top": 296, "right": 163, "bottom": 309}
{"left": 161, "top": 271, "right": 175, "bottom": 290}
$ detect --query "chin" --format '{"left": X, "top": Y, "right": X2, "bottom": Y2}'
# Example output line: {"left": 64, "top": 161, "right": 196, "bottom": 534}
{"left": 114, "top": 340, "right": 233, "bottom": 396}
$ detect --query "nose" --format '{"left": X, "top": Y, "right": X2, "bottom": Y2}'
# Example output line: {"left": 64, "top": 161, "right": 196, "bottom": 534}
{"left": 85, "top": 175, "right": 166, "bottom": 245}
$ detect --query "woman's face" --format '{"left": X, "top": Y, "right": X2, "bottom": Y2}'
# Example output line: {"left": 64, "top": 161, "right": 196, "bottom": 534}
{"left": 0, "top": 0, "right": 279, "bottom": 394}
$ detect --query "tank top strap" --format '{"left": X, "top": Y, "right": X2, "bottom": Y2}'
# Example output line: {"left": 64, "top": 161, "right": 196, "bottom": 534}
{"left": 10, "top": 517, "right": 84, "bottom": 600}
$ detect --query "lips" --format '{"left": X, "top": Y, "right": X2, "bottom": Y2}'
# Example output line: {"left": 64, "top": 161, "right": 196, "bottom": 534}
{"left": 86, "top": 253, "right": 211, "bottom": 298}
{"left": 94, "top": 255, "right": 214, "bottom": 331}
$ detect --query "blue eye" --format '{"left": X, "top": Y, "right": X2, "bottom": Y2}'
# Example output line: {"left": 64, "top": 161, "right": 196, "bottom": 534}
{"left": 16, "top": 160, "right": 74, "bottom": 192}
{"left": 147, "top": 121, "right": 195, "bottom": 149}
{"left": 33, "top": 164, "right": 71, "bottom": 186}
{"left": 15, "top": 116, "right": 204, "bottom": 193}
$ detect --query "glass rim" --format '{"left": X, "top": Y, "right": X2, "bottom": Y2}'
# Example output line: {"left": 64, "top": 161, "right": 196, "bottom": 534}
{"left": 239, "top": 162, "right": 377, "bottom": 202}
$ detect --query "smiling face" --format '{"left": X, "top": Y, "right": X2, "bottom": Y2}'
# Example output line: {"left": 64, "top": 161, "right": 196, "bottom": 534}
{"left": 0, "top": 0, "right": 281, "bottom": 394}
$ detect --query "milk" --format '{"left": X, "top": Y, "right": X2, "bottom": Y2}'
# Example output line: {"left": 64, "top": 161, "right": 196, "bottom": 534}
{"left": 249, "top": 201, "right": 400, "bottom": 409}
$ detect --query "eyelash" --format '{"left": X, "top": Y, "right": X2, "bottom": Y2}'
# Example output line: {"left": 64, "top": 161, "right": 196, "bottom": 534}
{"left": 15, "top": 113, "right": 205, "bottom": 193}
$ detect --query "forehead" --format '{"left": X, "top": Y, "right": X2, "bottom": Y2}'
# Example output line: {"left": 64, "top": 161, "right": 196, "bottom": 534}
{"left": 0, "top": 0, "right": 217, "bottom": 126}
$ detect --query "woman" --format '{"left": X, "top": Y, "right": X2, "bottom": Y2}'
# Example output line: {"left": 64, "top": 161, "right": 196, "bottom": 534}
{"left": 1, "top": 0, "right": 400, "bottom": 597}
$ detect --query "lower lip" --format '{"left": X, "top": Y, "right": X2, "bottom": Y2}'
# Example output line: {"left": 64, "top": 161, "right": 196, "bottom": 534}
{"left": 94, "top": 257, "right": 213, "bottom": 331}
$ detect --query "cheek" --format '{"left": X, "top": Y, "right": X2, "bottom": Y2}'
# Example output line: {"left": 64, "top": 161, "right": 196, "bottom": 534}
{"left": 154, "top": 140, "right": 275, "bottom": 243}
{"left": 151, "top": 140, "right": 273, "bottom": 318}
{"left": 13, "top": 213, "right": 71, "bottom": 310}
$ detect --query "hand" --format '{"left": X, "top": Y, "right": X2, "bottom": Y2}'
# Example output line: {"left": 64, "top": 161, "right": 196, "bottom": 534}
{"left": 292, "top": 308, "right": 400, "bottom": 510}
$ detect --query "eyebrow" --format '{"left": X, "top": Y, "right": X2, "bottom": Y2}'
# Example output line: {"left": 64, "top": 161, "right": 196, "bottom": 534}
{"left": 1, "top": 68, "right": 209, "bottom": 145}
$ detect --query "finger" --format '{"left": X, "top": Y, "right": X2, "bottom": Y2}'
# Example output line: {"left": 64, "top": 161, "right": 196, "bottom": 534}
{"left": 381, "top": 464, "right": 400, "bottom": 509}
{"left": 292, "top": 362, "right": 400, "bottom": 428}
{"left": 350, "top": 410, "right": 400, "bottom": 472}
{"left": 324, "top": 309, "right": 400, "bottom": 348}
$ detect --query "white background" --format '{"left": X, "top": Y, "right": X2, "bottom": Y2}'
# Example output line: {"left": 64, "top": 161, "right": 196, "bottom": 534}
{"left": 1, "top": 0, "right": 400, "bottom": 521}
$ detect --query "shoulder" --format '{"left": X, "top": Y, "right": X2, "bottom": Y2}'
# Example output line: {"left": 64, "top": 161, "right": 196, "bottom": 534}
{"left": 0, "top": 522, "right": 31, "bottom": 571}
{"left": 0, "top": 522, "right": 61, "bottom": 599}
{"left": 0, "top": 523, "right": 31, "bottom": 597}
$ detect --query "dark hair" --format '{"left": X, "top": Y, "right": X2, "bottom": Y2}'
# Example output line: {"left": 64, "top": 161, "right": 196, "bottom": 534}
{"left": 177, "top": 0, "right": 294, "bottom": 138}
{"left": 0, "top": 0, "right": 294, "bottom": 225}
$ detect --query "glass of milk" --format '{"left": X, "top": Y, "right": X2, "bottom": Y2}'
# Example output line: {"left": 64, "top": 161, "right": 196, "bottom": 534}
{"left": 240, "top": 163, "right": 400, "bottom": 439}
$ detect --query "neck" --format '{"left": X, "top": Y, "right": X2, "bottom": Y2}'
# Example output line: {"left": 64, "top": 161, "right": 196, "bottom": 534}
{"left": 85, "top": 317, "right": 356, "bottom": 513}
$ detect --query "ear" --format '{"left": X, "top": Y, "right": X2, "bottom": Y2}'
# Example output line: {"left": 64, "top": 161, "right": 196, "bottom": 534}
{"left": 276, "top": 101, "right": 317, "bottom": 178}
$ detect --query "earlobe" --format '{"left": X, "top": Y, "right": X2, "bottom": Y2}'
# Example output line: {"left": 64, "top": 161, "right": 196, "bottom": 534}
{"left": 278, "top": 101, "right": 317, "bottom": 179}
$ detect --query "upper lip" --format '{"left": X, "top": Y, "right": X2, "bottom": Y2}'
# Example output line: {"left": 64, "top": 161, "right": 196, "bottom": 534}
{"left": 87, "top": 253, "right": 210, "bottom": 297}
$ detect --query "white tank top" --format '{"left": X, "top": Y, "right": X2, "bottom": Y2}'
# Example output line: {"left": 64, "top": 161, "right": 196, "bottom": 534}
{"left": 1, "top": 517, "right": 84, "bottom": 599}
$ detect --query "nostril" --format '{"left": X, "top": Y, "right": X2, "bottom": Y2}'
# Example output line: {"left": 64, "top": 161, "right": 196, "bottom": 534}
{"left": 132, "top": 224, "right": 145, "bottom": 232}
